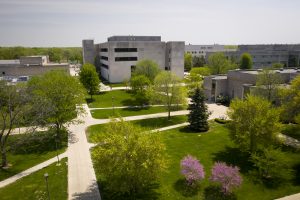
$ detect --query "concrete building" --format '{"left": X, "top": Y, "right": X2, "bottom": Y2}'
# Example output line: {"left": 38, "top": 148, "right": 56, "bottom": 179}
{"left": 0, "top": 55, "right": 69, "bottom": 80}
{"left": 204, "top": 68, "right": 300, "bottom": 102}
{"left": 205, "top": 44, "right": 300, "bottom": 69}
{"left": 82, "top": 40, "right": 95, "bottom": 64}
{"left": 185, "top": 44, "right": 236, "bottom": 58}
{"left": 83, "top": 36, "right": 185, "bottom": 83}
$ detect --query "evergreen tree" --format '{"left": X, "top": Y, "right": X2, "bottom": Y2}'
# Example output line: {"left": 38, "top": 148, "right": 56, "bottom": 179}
{"left": 188, "top": 87, "right": 209, "bottom": 131}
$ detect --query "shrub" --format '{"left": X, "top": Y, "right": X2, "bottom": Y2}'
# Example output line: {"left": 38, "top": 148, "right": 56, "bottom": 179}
{"left": 210, "top": 162, "right": 242, "bottom": 194}
{"left": 180, "top": 155, "right": 205, "bottom": 186}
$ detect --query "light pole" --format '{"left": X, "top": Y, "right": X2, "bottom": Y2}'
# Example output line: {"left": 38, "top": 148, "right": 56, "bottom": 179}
{"left": 44, "top": 173, "right": 50, "bottom": 200}
{"left": 112, "top": 96, "right": 115, "bottom": 115}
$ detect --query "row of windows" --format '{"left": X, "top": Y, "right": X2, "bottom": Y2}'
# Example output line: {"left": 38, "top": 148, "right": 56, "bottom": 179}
{"left": 115, "top": 57, "right": 137, "bottom": 62}
{"left": 114, "top": 48, "right": 137, "bottom": 52}
{"left": 187, "top": 51, "right": 205, "bottom": 54}
{"left": 100, "top": 56, "right": 108, "bottom": 61}
{"left": 100, "top": 48, "right": 108, "bottom": 52}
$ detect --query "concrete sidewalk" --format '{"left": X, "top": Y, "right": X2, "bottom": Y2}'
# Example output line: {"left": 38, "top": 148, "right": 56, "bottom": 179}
{"left": 0, "top": 152, "right": 67, "bottom": 188}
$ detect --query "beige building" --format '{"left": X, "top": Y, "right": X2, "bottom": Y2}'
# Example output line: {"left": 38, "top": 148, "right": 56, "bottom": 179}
{"left": 83, "top": 36, "right": 185, "bottom": 83}
{"left": 204, "top": 68, "right": 300, "bottom": 102}
{"left": 0, "top": 55, "right": 69, "bottom": 79}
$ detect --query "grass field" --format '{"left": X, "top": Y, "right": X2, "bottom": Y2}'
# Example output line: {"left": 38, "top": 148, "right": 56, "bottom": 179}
{"left": 87, "top": 115, "right": 187, "bottom": 143}
{"left": 87, "top": 90, "right": 136, "bottom": 108}
{"left": 91, "top": 122, "right": 300, "bottom": 200}
{"left": 90, "top": 106, "right": 185, "bottom": 119}
{"left": 0, "top": 158, "right": 68, "bottom": 200}
{"left": 0, "top": 131, "right": 67, "bottom": 181}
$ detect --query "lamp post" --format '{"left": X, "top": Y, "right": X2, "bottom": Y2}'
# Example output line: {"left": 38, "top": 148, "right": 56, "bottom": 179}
{"left": 112, "top": 96, "right": 115, "bottom": 115}
{"left": 44, "top": 173, "right": 50, "bottom": 200}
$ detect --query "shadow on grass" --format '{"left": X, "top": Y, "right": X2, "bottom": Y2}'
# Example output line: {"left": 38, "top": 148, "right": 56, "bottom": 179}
{"left": 293, "top": 163, "right": 300, "bottom": 185}
{"left": 281, "top": 124, "right": 300, "bottom": 141}
{"left": 173, "top": 179, "right": 200, "bottom": 197}
{"left": 98, "top": 181, "right": 160, "bottom": 200}
{"left": 123, "top": 106, "right": 151, "bottom": 112}
{"left": 204, "top": 186, "right": 237, "bottom": 200}
{"left": 179, "top": 126, "right": 209, "bottom": 134}
{"left": 85, "top": 98, "right": 95, "bottom": 104}
{"left": 212, "top": 146, "right": 253, "bottom": 174}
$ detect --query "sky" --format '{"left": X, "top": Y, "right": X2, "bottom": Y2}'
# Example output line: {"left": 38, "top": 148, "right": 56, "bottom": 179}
{"left": 0, "top": 0, "right": 300, "bottom": 47}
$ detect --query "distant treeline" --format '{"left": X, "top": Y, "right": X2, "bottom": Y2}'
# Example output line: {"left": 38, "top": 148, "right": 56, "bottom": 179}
{"left": 0, "top": 47, "right": 83, "bottom": 63}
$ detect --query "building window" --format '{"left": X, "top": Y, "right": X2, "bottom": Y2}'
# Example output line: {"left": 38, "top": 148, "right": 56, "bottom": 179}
{"left": 2, "top": 71, "right": 5, "bottom": 75}
{"left": 100, "top": 56, "right": 108, "bottom": 61}
{"left": 165, "top": 67, "right": 170, "bottom": 71}
{"left": 101, "top": 63, "right": 109, "bottom": 69}
{"left": 100, "top": 48, "right": 108, "bottom": 52}
{"left": 115, "top": 57, "right": 138, "bottom": 62}
{"left": 114, "top": 48, "right": 137, "bottom": 52}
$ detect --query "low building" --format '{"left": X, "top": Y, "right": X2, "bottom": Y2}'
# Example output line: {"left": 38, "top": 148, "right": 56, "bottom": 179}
{"left": 0, "top": 55, "right": 69, "bottom": 80}
{"left": 204, "top": 68, "right": 300, "bottom": 102}
{"left": 185, "top": 44, "right": 236, "bottom": 58}
{"left": 83, "top": 36, "right": 185, "bottom": 83}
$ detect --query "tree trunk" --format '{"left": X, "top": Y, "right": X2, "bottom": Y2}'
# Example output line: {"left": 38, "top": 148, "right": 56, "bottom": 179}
{"left": 1, "top": 145, "right": 7, "bottom": 167}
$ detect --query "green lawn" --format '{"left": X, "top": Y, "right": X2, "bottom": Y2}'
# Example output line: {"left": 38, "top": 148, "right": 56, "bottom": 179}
{"left": 108, "top": 83, "right": 127, "bottom": 87}
{"left": 87, "top": 90, "right": 136, "bottom": 108}
{"left": 0, "top": 158, "right": 68, "bottom": 200}
{"left": 91, "top": 122, "right": 300, "bottom": 200}
{"left": 87, "top": 115, "right": 187, "bottom": 143}
{"left": 0, "top": 131, "right": 67, "bottom": 181}
{"left": 90, "top": 106, "right": 185, "bottom": 119}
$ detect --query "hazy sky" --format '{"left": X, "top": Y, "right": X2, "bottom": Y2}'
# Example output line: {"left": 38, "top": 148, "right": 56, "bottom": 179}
{"left": 1, "top": 0, "right": 300, "bottom": 47}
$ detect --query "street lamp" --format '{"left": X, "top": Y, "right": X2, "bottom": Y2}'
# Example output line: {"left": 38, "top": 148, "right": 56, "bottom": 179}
{"left": 112, "top": 96, "right": 115, "bottom": 115}
{"left": 44, "top": 173, "right": 50, "bottom": 200}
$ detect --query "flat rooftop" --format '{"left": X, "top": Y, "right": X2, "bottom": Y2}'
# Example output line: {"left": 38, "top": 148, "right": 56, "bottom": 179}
{"left": 107, "top": 36, "right": 161, "bottom": 42}
{"left": 0, "top": 60, "right": 20, "bottom": 65}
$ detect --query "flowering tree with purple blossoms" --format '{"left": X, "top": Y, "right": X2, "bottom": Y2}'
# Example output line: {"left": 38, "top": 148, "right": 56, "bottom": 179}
{"left": 180, "top": 155, "right": 205, "bottom": 186}
{"left": 210, "top": 162, "right": 242, "bottom": 194}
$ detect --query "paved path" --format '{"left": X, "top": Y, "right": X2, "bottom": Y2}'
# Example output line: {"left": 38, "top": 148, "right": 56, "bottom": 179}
{"left": 276, "top": 193, "right": 300, "bottom": 200}
{"left": 68, "top": 104, "right": 101, "bottom": 200}
{"left": 0, "top": 152, "right": 67, "bottom": 188}
{"left": 89, "top": 104, "right": 181, "bottom": 110}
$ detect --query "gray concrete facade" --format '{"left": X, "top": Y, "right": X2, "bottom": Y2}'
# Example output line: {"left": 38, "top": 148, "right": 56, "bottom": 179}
{"left": 204, "top": 69, "right": 300, "bottom": 102}
{"left": 83, "top": 36, "right": 185, "bottom": 83}
{"left": 185, "top": 44, "right": 236, "bottom": 58}
{"left": 0, "top": 56, "right": 69, "bottom": 78}
{"left": 82, "top": 40, "right": 95, "bottom": 64}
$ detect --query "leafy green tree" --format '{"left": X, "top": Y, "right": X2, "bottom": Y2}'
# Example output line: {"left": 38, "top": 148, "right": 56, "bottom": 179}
{"left": 79, "top": 63, "right": 100, "bottom": 100}
{"left": 228, "top": 95, "right": 280, "bottom": 153}
{"left": 27, "top": 71, "right": 85, "bottom": 142}
{"left": 239, "top": 53, "right": 253, "bottom": 69}
{"left": 188, "top": 87, "right": 210, "bottom": 132}
{"left": 184, "top": 53, "right": 192, "bottom": 71}
{"left": 133, "top": 59, "right": 161, "bottom": 82}
{"left": 272, "top": 63, "right": 284, "bottom": 69}
{"left": 208, "top": 53, "right": 237, "bottom": 74}
{"left": 130, "top": 75, "right": 151, "bottom": 105}
{"left": 190, "top": 67, "right": 211, "bottom": 77}
{"left": 251, "top": 147, "right": 293, "bottom": 181}
{"left": 255, "top": 69, "right": 282, "bottom": 102}
{"left": 92, "top": 119, "right": 166, "bottom": 197}
{"left": 0, "top": 82, "right": 30, "bottom": 167}
{"left": 152, "top": 71, "right": 187, "bottom": 120}
{"left": 279, "top": 75, "right": 300, "bottom": 123}
{"left": 192, "top": 55, "right": 206, "bottom": 67}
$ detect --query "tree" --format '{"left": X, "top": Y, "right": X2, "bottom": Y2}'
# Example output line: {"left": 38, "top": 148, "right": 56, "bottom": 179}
{"left": 228, "top": 95, "right": 280, "bottom": 153}
{"left": 133, "top": 59, "right": 161, "bottom": 82}
{"left": 251, "top": 147, "right": 293, "bottom": 181}
{"left": 181, "top": 155, "right": 205, "bottom": 186}
{"left": 92, "top": 119, "right": 166, "bottom": 197}
{"left": 0, "top": 82, "right": 30, "bottom": 167}
{"left": 190, "top": 67, "right": 211, "bottom": 77}
{"left": 152, "top": 71, "right": 187, "bottom": 120}
{"left": 79, "top": 63, "right": 100, "bottom": 100}
{"left": 279, "top": 75, "right": 300, "bottom": 123}
{"left": 184, "top": 53, "right": 192, "bottom": 71}
{"left": 239, "top": 53, "right": 253, "bottom": 69}
{"left": 192, "top": 55, "right": 206, "bottom": 67}
{"left": 27, "top": 71, "right": 85, "bottom": 143}
{"left": 208, "top": 52, "right": 237, "bottom": 75}
{"left": 255, "top": 69, "right": 282, "bottom": 102}
{"left": 210, "top": 162, "right": 242, "bottom": 194}
{"left": 188, "top": 87, "right": 210, "bottom": 132}
{"left": 130, "top": 75, "right": 151, "bottom": 105}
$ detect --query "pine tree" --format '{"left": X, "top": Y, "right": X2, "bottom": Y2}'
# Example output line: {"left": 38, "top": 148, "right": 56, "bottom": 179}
{"left": 188, "top": 87, "right": 209, "bottom": 132}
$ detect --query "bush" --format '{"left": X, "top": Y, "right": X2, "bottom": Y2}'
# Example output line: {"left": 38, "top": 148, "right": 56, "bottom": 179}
{"left": 214, "top": 118, "right": 230, "bottom": 124}
{"left": 216, "top": 95, "right": 230, "bottom": 106}
{"left": 210, "top": 162, "right": 242, "bottom": 194}
{"left": 180, "top": 155, "right": 205, "bottom": 187}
